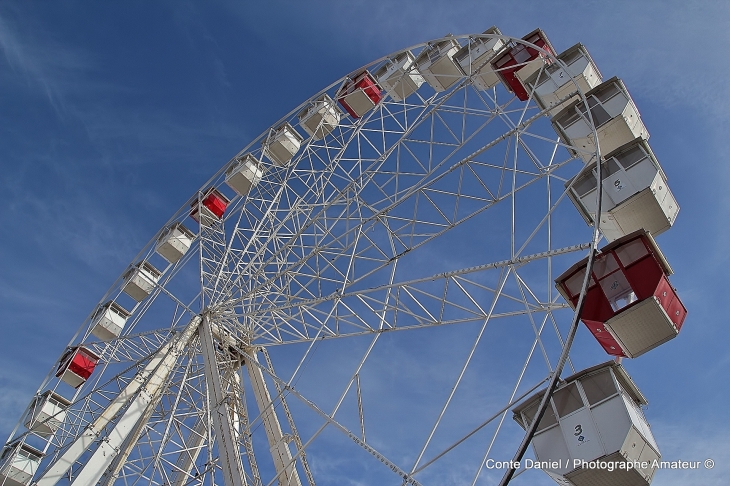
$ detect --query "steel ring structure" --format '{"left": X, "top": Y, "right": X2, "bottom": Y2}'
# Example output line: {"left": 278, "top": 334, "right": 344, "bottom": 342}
{"left": 2, "top": 28, "right": 684, "bottom": 486}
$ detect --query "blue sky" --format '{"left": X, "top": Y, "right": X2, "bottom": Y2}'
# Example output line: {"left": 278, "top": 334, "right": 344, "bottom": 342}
{"left": 1, "top": 1, "right": 729, "bottom": 485}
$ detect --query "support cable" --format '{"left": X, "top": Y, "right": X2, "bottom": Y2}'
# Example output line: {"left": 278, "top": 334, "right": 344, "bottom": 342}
{"left": 498, "top": 100, "right": 604, "bottom": 486}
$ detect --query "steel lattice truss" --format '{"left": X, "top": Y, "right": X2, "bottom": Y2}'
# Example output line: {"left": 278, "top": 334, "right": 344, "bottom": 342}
{"left": 4, "top": 33, "right": 603, "bottom": 486}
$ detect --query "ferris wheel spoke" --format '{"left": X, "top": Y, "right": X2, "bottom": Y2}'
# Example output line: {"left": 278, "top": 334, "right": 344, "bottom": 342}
{"left": 100, "top": 345, "right": 204, "bottom": 486}
{"left": 412, "top": 375, "right": 548, "bottom": 479}
{"left": 236, "top": 243, "right": 585, "bottom": 345}
{"left": 247, "top": 279, "right": 564, "bottom": 346}
{"left": 3, "top": 32, "right": 646, "bottom": 486}
{"left": 83, "top": 329, "right": 175, "bottom": 365}
{"left": 34, "top": 317, "right": 201, "bottom": 486}
{"left": 468, "top": 326, "right": 563, "bottom": 484}
{"left": 224, "top": 95, "right": 441, "bottom": 266}
{"left": 225, "top": 165, "right": 573, "bottom": 320}
{"left": 406, "top": 265, "right": 511, "bottom": 476}
{"left": 256, "top": 312, "right": 386, "bottom": 486}
{"left": 511, "top": 270, "right": 554, "bottom": 371}
{"left": 218, "top": 87, "right": 532, "bottom": 303}
{"left": 229, "top": 149, "right": 556, "bottom": 316}
{"left": 235, "top": 347, "right": 423, "bottom": 486}
{"left": 511, "top": 171, "right": 581, "bottom": 259}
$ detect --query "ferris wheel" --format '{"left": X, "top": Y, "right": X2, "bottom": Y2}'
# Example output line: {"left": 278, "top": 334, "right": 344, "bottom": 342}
{"left": 1, "top": 28, "right": 685, "bottom": 486}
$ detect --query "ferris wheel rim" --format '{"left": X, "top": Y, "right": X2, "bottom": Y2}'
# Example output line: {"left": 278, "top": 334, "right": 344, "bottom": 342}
{"left": 61, "top": 31, "right": 591, "bottom": 321}
{"left": 5, "top": 29, "right": 612, "bottom": 486}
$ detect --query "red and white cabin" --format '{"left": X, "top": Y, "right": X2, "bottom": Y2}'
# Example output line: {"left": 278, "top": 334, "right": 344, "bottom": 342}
{"left": 491, "top": 28, "right": 555, "bottom": 101}
{"left": 190, "top": 187, "right": 230, "bottom": 226}
{"left": 556, "top": 230, "right": 687, "bottom": 358}
{"left": 55, "top": 346, "right": 100, "bottom": 388}
{"left": 337, "top": 71, "right": 383, "bottom": 119}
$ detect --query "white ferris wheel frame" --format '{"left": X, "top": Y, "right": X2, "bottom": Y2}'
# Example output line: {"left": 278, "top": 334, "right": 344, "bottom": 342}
{"left": 2, "top": 31, "right": 608, "bottom": 486}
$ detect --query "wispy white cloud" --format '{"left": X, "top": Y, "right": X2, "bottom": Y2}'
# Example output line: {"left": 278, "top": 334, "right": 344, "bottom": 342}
{"left": 0, "top": 9, "right": 95, "bottom": 117}
{"left": 0, "top": 5, "right": 244, "bottom": 161}
{"left": 0, "top": 3, "right": 725, "bottom": 483}
{"left": 573, "top": 2, "right": 730, "bottom": 127}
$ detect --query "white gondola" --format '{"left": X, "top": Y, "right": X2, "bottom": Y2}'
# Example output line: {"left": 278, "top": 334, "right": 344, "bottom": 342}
{"left": 24, "top": 391, "right": 71, "bottom": 436}
{"left": 225, "top": 154, "right": 264, "bottom": 196}
{"left": 0, "top": 443, "right": 44, "bottom": 486}
{"left": 263, "top": 122, "right": 303, "bottom": 166}
{"left": 552, "top": 77, "right": 649, "bottom": 162}
{"left": 374, "top": 51, "right": 425, "bottom": 102}
{"left": 122, "top": 261, "right": 161, "bottom": 302}
{"left": 523, "top": 43, "right": 602, "bottom": 115}
{"left": 414, "top": 35, "right": 462, "bottom": 92}
{"left": 298, "top": 94, "right": 341, "bottom": 140}
{"left": 567, "top": 138, "right": 679, "bottom": 242}
{"left": 513, "top": 362, "right": 660, "bottom": 486}
{"left": 156, "top": 222, "right": 195, "bottom": 264}
{"left": 453, "top": 27, "right": 504, "bottom": 91}
{"left": 89, "top": 301, "right": 130, "bottom": 340}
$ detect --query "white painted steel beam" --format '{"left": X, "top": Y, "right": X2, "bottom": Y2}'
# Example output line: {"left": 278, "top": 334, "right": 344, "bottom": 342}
{"left": 170, "top": 366, "right": 261, "bottom": 486}
{"left": 200, "top": 315, "right": 249, "bottom": 486}
{"left": 36, "top": 316, "right": 201, "bottom": 486}
{"left": 245, "top": 349, "right": 302, "bottom": 486}
{"left": 170, "top": 417, "right": 207, "bottom": 486}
